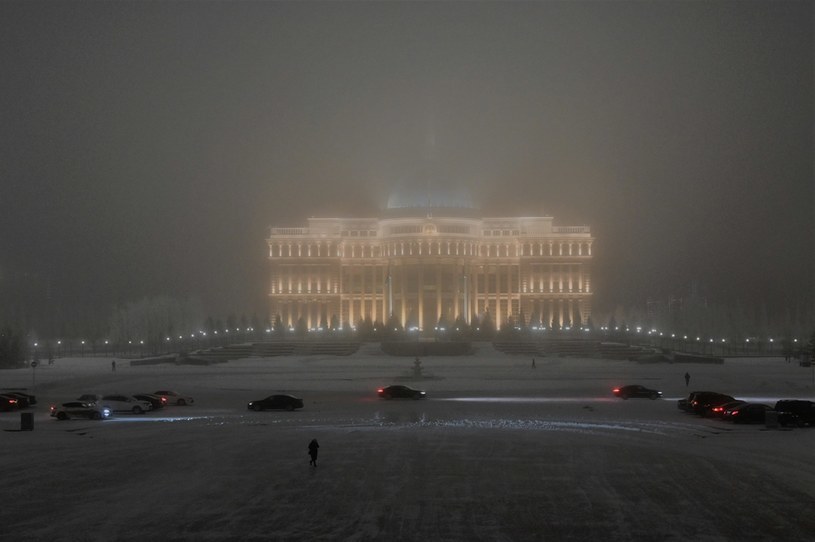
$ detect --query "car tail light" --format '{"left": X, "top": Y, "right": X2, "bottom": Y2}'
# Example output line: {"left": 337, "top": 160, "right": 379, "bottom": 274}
{"left": 731, "top": 411, "right": 739, "bottom": 416}
{"left": 612, "top": 388, "right": 620, "bottom": 393}
{"left": 8, "top": 398, "right": 17, "bottom": 405}
{"left": 377, "top": 388, "right": 384, "bottom": 393}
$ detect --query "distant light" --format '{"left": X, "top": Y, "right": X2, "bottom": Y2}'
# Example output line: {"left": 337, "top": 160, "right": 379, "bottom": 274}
{"left": 33, "top": 342, "right": 38, "bottom": 347}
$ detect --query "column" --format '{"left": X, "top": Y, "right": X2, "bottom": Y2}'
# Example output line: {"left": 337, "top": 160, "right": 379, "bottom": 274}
{"left": 418, "top": 266, "right": 424, "bottom": 330}
{"left": 436, "top": 264, "right": 442, "bottom": 326}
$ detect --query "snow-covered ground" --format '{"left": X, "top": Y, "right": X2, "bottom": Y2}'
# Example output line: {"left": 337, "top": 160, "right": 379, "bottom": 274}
{"left": 2, "top": 346, "right": 814, "bottom": 541}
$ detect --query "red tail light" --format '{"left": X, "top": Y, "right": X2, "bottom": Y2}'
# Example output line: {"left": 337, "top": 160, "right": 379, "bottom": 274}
{"left": 612, "top": 388, "right": 620, "bottom": 393}
{"left": 377, "top": 388, "right": 384, "bottom": 393}
{"left": 731, "top": 411, "right": 739, "bottom": 416}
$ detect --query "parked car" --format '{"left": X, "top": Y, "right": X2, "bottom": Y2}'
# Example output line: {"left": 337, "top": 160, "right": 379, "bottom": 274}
{"left": 775, "top": 400, "right": 815, "bottom": 427}
{"left": 612, "top": 385, "right": 662, "bottom": 400}
{"left": 723, "top": 403, "right": 772, "bottom": 424}
{"left": 247, "top": 394, "right": 304, "bottom": 411}
{"left": 0, "top": 394, "right": 19, "bottom": 411}
{"left": 710, "top": 400, "right": 748, "bottom": 419}
{"left": 2, "top": 389, "right": 36, "bottom": 406}
{"left": 679, "top": 391, "right": 735, "bottom": 416}
{"left": 1, "top": 392, "right": 33, "bottom": 408}
{"left": 99, "top": 394, "right": 152, "bottom": 414}
{"left": 154, "top": 390, "right": 194, "bottom": 406}
{"left": 678, "top": 391, "right": 708, "bottom": 412}
{"left": 50, "top": 402, "right": 111, "bottom": 420}
{"left": 377, "top": 385, "right": 426, "bottom": 399}
{"left": 133, "top": 393, "right": 166, "bottom": 410}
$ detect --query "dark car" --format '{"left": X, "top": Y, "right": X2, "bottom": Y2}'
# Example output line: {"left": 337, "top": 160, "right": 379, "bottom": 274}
{"left": 612, "top": 385, "right": 662, "bottom": 400}
{"left": 0, "top": 394, "right": 19, "bottom": 411}
{"left": 50, "top": 401, "right": 111, "bottom": 420}
{"left": 775, "top": 400, "right": 815, "bottom": 427}
{"left": 710, "top": 400, "right": 748, "bottom": 419}
{"left": 678, "top": 391, "right": 710, "bottom": 411}
{"left": 2, "top": 392, "right": 33, "bottom": 408}
{"left": 2, "top": 389, "right": 36, "bottom": 406}
{"left": 377, "top": 385, "right": 426, "bottom": 400}
{"left": 133, "top": 393, "right": 166, "bottom": 410}
{"left": 247, "top": 394, "right": 304, "bottom": 411}
{"left": 723, "top": 403, "right": 772, "bottom": 424}
{"left": 679, "top": 391, "right": 735, "bottom": 416}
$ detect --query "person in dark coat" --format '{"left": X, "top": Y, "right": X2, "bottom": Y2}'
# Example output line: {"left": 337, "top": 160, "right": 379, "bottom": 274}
{"left": 308, "top": 439, "right": 319, "bottom": 466}
{"left": 684, "top": 372, "right": 691, "bottom": 387}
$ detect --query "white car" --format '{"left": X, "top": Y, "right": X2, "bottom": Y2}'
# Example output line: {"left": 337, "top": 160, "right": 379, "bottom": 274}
{"left": 153, "top": 390, "right": 194, "bottom": 406}
{"left": 100, "top": 394, "right": 152, "bottom": 414}
{"left": 51, "top": 401, "right": 111, "bottom": 420}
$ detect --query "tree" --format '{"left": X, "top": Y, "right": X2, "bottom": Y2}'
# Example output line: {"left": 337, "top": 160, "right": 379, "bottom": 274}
{"left": 517, "top": 310, "right": 527, "bottom": 331}
{"left": 452, "top": 315, "right": 469, "bottom": 339}
{"left": 295, "top": 317, "right": 308, "bottom": 337}
{"left": 385, "top": 313, "right": 403, "bottom": 340}
{"left": 0, "top": 325, "right": 27, "bottom": 368}
{"left": 273, "top": 314, "right": 285, "bottom": 335}
{"left": 479, "top": 312, "right": 495, "bottom": 339}
{"left": 251, "top": 313, "right": 262, "bottom": 340}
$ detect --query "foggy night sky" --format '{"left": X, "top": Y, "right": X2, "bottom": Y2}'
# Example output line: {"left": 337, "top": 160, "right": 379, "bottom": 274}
{"left": 1, "top": 1, "right": 812, "bottom": 324}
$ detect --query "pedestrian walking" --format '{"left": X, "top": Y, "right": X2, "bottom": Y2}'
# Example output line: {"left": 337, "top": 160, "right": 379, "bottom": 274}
{"left": 308, "top": 438, "right": 319, "bottom": 467}
{"left": 112, "top": 360, "right": 116, "bottom": 372}
{"left": 684, "top": 372, "right": 690, "bottom": 387}
{"left": 532, "top": 358, "right": 536, "bottom": 369}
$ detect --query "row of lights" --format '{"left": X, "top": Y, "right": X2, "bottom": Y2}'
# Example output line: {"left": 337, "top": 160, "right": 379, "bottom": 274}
{"left": 33, "top": 324, "right": 804, "bottom": 347}
{"left": 596, "top": 325, "right": 801, "bottom": 345}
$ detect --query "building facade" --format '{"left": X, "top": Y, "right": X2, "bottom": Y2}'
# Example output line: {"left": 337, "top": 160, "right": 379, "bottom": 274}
{"left": 267, "top": 207, "right": 593, "bottom": 331}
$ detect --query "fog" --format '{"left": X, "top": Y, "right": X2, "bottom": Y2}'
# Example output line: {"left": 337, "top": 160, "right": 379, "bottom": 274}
{"left": 1, "top": 1, "right": 812, "bottom": 327}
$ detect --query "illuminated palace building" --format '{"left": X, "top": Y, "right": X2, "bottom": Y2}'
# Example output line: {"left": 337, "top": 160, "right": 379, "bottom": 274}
{"left": 267, "top": 203, "right": 593, "bottom": 332}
